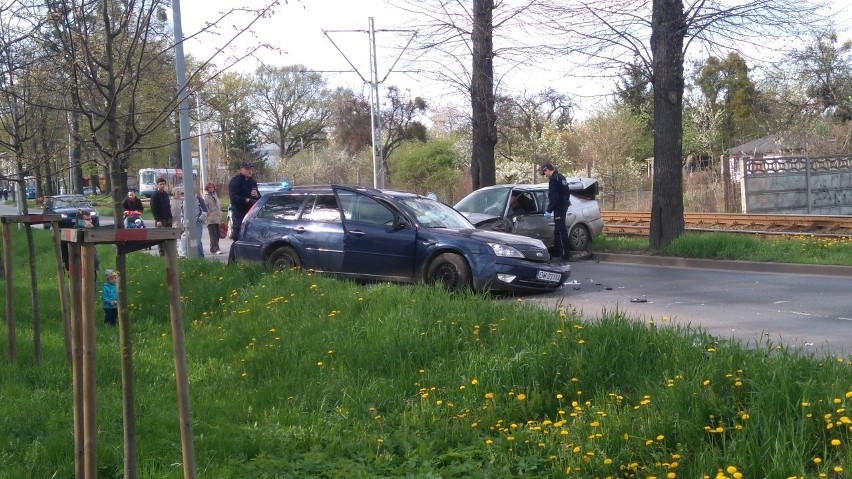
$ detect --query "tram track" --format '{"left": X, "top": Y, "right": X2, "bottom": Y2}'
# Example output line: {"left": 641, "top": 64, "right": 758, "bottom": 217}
{"left": 602, "top": 211, "right": 852, "bottom": 237}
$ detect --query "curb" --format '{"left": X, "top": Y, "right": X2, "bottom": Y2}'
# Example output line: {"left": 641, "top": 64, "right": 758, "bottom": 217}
{"left": 592, "top": 252, "right": 852, "bottom": 278}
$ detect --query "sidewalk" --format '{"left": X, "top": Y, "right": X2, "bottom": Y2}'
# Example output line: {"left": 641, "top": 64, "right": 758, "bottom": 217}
{"left": 172, "top": 226, "right": 232, "bottom": 263}
{"left": 0, "top": 201, "right": 231, "bottom": 263}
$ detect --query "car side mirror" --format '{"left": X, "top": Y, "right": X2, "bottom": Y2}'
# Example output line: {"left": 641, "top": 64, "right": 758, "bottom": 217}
{"left": 391, "top": 216, "right": 408, "bottom": 231}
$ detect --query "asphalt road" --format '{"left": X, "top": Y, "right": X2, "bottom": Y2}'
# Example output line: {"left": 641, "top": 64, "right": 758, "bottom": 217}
{"left": 4, "top": 201, "right": 851, "bottom": 355}
{"left": 528, "top": 255, "right": 852, "bottom": 357}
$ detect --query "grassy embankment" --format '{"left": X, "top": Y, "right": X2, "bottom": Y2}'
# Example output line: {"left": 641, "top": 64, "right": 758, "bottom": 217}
{"left": 0, "top": 227, "right": 851, "bottom": 478}
{"left": 594, "top": 232, "right": 852, "bottom": 266}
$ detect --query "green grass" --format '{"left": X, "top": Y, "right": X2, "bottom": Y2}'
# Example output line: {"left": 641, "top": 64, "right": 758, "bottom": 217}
{"left": 593, "top": 232, "right": 852, "bottom": 266}
{"left": 1, "top": 228, "right": 851, "bottom": 478}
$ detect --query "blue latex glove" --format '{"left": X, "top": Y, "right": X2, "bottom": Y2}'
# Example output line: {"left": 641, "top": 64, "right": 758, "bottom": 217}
{"left": 543, "top": 211, "right": 553, "bottom": 220}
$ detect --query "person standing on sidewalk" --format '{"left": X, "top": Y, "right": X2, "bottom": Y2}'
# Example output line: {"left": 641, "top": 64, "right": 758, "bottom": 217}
{"left": 183, "top": 192, "right": 207, "bottom": 258}
{"left": 540, "top": 163, "right": 572, "bottom": 262}
{"left": 171, "top": 188, "right": 186, "bottom": 257}
{"left": 228, "top": 161, "right": 259, "bottom": 242}
{"left": 150, "top": 178, "right": 172, "bottom": 256}
{"left": 203, "top": 182, "right": 223, "bottom": 255}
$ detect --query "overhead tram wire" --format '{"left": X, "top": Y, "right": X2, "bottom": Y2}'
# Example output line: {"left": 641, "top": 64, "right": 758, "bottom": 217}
{"left": 322, "top": 20, "right": 418, "bottom": 189}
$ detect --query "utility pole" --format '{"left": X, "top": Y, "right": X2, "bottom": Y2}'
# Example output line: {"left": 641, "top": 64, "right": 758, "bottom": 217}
{"left": 324, "top": 19, "right": 416, "bottom": 189}
{"left": 368, "top": 18, "right": 385, "bottom": 189}
{"left": 173, "top": 0, "right": 198, "bottom": 258}
{"left": 197, "top": 96, "right": 207, "bottom": 188}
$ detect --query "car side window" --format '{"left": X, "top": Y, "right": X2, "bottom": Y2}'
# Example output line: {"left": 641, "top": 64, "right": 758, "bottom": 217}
{"left": 510, "top": 192, "right": 536, "bottom": 214}
{"left": 354, "top": 196, "right": 395, "bottom": 225}
{"left": 532, "top": 191, "right": 547, "bottom": 213}
{"left": 304, "top": 194, "right": 341, "bottom": 223}
{"left": 257, "top": 194, "right": 305, "bottom": 220}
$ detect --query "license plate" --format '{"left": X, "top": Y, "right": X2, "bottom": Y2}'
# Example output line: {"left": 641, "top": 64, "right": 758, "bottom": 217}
{"left": 536, "top": 270, "right": 562, "bottom": 282}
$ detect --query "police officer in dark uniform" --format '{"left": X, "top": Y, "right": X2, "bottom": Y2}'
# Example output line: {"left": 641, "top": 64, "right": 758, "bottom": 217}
{"left": 540, "top": 163, "right": 571, "bottom": 262}
{"left": 228, "top": 161, "right": 260, "bottom": 242}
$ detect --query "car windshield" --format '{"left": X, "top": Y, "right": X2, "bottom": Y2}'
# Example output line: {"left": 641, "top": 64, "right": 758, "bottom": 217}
{"left": 397, "top": 197, "right": 473, "bottom": 229}
{"left": 453, "top": 187, "right": 511, "bottom": 214}
{"left": 54, "top": 197, "right": 91, "bottom": 208}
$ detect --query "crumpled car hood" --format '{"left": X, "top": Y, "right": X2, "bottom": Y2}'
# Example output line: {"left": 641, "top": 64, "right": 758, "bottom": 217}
{"left": 460, "top": 212, "right": 500, "bottom": 227}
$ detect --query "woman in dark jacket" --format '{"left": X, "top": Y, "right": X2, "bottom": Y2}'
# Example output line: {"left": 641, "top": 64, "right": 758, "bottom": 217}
{"left": 122, "top": 189, "right": 144, "bottom": 227}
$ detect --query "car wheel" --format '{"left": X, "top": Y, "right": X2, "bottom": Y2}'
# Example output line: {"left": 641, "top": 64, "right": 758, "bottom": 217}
{"left": 267, "top": 246, "right": 301, "bottom": 270}
{"left": 427, "top": 253, "right": 472, "bottom": 293}
{"left": 568, "top": 224, "right": 590, "bottom": 251}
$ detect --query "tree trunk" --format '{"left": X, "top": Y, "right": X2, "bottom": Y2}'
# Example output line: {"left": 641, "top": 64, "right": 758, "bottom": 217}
{"left": 90, "top": 174, "right": 100, "bottom": 195}
{"left": 99, "top": 1, "right": 138, "bottom": 474}
{"left": 649, "top": 0, "right": 686, "bottom": 251}
{"left": 70, "top": 111, "right": 84, "bottom": 195}
{"left": 470, "top": 0, "right": 497, "bottom": 190}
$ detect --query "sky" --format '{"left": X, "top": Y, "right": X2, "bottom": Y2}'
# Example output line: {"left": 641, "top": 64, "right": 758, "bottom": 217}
{"left": 178, "top": 0, "right": 852, "bottom": 120}
{"left": 178, "top": 0, "right": 612, "bottom": 116}
{"left": 179, "top": 0, "right": 433, "bottom": 101}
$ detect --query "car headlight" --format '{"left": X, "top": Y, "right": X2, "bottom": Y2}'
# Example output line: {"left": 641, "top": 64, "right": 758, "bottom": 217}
{"left": 90, "top": 211, "right": 98, "bottom": 216}
{"left": 488, "top": 242, "right": 524, "bottom": 258}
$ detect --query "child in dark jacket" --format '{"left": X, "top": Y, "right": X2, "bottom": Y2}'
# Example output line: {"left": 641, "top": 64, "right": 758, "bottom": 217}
{"left": 102, "top": 269, "right": 118, "bottom": 326}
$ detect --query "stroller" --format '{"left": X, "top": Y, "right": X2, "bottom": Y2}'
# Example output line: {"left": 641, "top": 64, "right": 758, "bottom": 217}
{"left": 124, "top": 210, "right": 145, "bottom": 229}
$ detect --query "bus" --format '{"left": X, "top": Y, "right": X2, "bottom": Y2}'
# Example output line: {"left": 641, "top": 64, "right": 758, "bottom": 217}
{"left": 138, "top": 168, "right": 198, "bottom": 197}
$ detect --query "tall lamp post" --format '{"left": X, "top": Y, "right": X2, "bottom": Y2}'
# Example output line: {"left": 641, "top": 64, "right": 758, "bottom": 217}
{"left": 172, "top": 0, "right": 198, "bottom": 258}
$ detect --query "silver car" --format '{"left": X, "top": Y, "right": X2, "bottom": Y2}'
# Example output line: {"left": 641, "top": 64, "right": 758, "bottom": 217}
{"left": 453, "top": 179, "right": 604, "bottom": 252}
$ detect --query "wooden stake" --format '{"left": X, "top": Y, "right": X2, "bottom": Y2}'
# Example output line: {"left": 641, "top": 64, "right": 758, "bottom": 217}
{"left": 80, "top": 243, "right": 97, "bottom": 478}
{"left": 51, "top": 223, "right": 72, "bottom": 363}
{"left": 68, "top": 241, "right": 84, "bottom": 479}
{"left": 2, "top": 221, "right": 14, "bottom": 362}
{"left": 164, "top": 239, "right": 197, "bottom": 479}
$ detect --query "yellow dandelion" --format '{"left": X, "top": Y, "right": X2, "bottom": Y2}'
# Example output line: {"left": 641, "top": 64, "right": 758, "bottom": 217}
{"left": 517, "top": 393, "right": 526, "bottom": 401}
{"left": 485, "top": 392, "right": 494, "bottom": 399}
{"left": 831, "top": 438, "right": 841, "bottom": 446}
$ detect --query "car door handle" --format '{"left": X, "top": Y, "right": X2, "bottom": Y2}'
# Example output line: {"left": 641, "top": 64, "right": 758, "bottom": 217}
{"left": 293, "top": 226, "right": 305, "bottom": 233}
{"left": 349, "top": 230, "right": 366, "bottom": 237}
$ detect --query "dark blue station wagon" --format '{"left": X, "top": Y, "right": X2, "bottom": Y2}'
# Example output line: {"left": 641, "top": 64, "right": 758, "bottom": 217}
{"left": 230, "top": 185, "right": 570, "bottom": 294}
